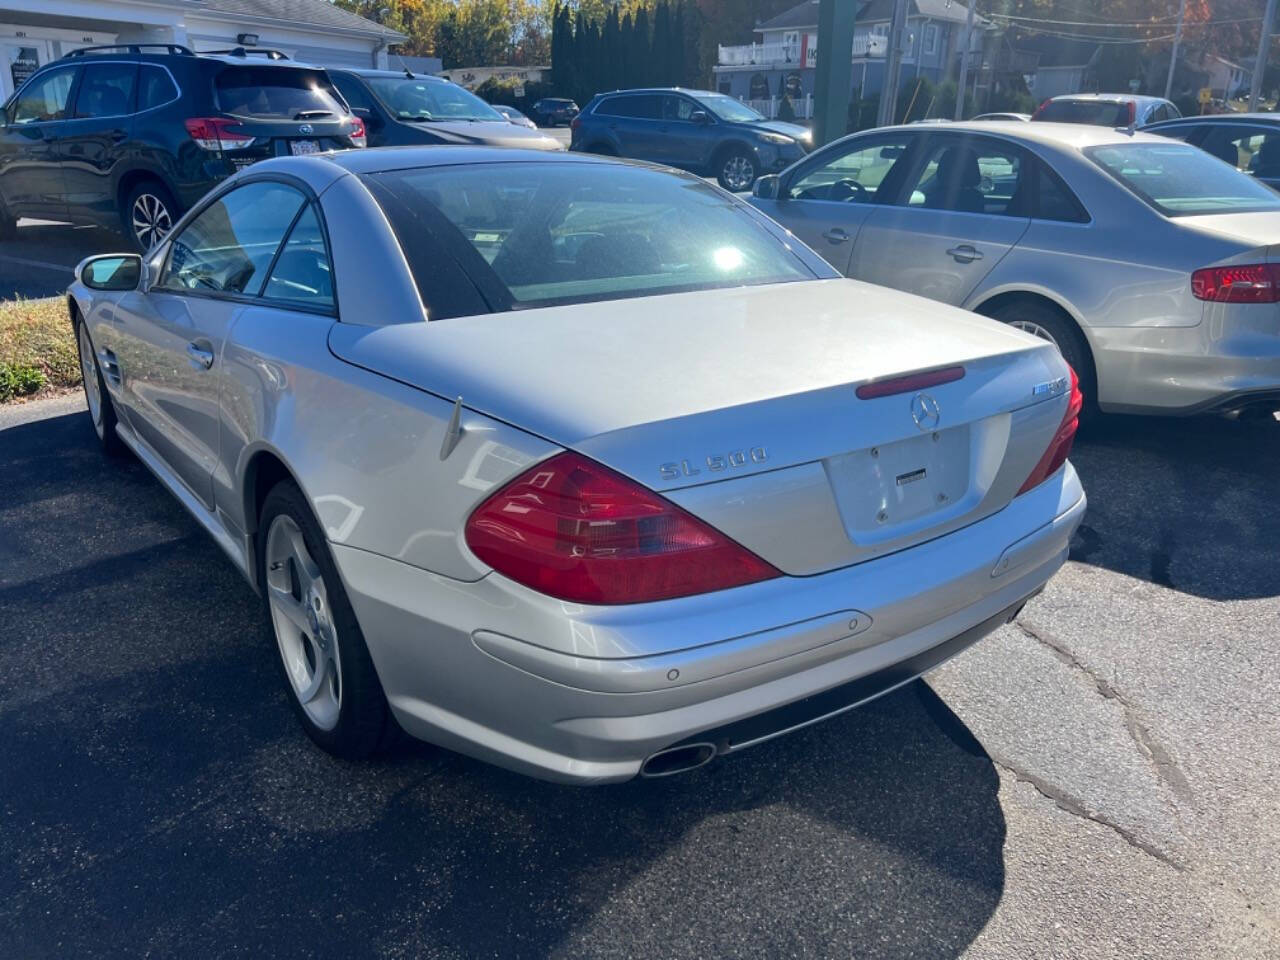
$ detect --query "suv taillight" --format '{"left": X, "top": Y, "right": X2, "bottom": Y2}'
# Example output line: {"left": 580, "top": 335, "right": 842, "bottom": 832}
{"left": 1191, "top": 263, "right": 1280, "bottom": 303}
{"left": 348, "top": 116, "right": 367, "bottom": 148}
{"left": 1018, "top": 367, "right": 1082, "bottom": 495}
{"left": 464, "top": 451, "right": 780, "bottom": 604}
{"left": 184, "top": 117, "right": 256, "bottom": 152}
{"left": 570, "top": 113, "right": 582, "bottom": 131}
{"left": 1031, "top": 98, "right": 1052, "bottom": 119}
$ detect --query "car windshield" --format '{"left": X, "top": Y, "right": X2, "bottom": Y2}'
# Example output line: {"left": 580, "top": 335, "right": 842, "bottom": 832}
{"left": 693, "top": 94, "right": 765, "bottom": 123}
{"left": 214, "top": 67, "right": 347, "bottom": 120}
{"left": 364, "top": 162, "right": 814, "bottom": 315}
{"left": 1036, "top": 99, "right": 1132, "bottom": 126}
{"left": 1086, "top": 142, "right": 1280, "bottom": 216}
{"left": 365, "top": 76, "right": 503, "bottom": 122}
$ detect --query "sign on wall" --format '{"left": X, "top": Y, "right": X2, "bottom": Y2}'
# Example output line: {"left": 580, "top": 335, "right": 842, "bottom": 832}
{"left": 10, "top": 46, "right": 38, "bottom": 89}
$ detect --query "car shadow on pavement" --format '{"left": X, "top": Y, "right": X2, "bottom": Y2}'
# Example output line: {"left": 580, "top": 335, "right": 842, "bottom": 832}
{"left": 1067, "top": 413, "right": 1280, "bottom": 600}
{"left": 0, "top": 411, "right": 1007, "bottom": 959}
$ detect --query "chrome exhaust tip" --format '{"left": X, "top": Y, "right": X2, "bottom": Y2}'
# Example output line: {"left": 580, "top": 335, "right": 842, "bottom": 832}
{"left": 639, "top": 742, "right": 717, "bottom": 778}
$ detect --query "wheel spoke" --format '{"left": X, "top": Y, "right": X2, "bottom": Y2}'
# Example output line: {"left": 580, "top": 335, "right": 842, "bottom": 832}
{"left": 286, "top": 526, "right": 321, "bottom": 587}
{"left": 268, "top": 584, "right": 311, "bottom": 633}
{"left": 295, "top": 645, "right": 329, "bottom": 704}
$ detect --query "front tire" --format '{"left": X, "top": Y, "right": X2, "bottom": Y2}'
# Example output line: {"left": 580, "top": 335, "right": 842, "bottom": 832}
{"left": 75, "top": 319, "right": 126, "bottom": 456}
{"left": 989, "top": 299, "right": 1099, "bottom": 417}
{"left": 121, "top": 180, "right": 178, "bottom": 253}
{"left": 258, "top": 481, "right": 397, "bottom": 759}
{"left": 717, "top": 147, "right": 757, "bottom": 192}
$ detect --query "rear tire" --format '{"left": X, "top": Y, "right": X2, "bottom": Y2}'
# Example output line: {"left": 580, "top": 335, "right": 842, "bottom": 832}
{"left": 258, "top": 480, "right": 399, "bottom": 759}
{"left": 121, "top": 180, "right": 178, "bottom": 253}
{"left": 716, "top": 146, "right": 758, "bottom": 192}
{"left": 587, "top": 141, "right": 617, "bottom": 156}
{"left": 989, "top": 299, "right": 1099, "bottom": 418}
{"left": 75, "top": 317, "right": 126, "bottom": 457}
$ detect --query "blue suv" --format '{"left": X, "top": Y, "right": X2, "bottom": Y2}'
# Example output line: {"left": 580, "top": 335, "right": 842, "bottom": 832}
{"left": 570, "top": 88, "right": 810, "bottom": 191}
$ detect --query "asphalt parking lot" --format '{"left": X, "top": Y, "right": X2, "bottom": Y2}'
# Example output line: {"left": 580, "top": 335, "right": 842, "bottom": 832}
{"left": 1, "top": 391, "right": 1277, "bottom": 959}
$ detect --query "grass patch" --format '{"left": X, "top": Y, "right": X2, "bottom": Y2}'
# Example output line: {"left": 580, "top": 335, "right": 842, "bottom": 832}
{"left": 0, "top": 297, "right": 78, "bottom": 402}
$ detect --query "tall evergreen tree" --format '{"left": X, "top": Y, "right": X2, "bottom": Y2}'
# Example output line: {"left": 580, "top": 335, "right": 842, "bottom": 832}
{"left": 632, "top": 6, "right": 653, "bottom": 88}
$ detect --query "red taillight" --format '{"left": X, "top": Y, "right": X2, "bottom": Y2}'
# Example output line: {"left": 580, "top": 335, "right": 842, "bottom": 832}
{"left": 1191, "top": 263, "right": 1280, "bottom": 303}
{"left": 348, "top": 116, "right": 367, "bottom": 148}
{"left": 184, "top": 117, "right": 255, "bottom": 152}
{"left": 1018, "top": 366, "right": 1082, "bottom": 495}
{"left": 1126, "top": 100, "right": 1136, "bottom": 125}
{"left": 464, "top": 451, "right": 780, "bottom": 604}
{"left": 570, "top": 113, "right": 583, "bottom": 131}
{"left": 856, "top": 365, "right": 965, "bottom": 399}
{"left": 1031, "top": 98, "right": 1052, "bottom": 119}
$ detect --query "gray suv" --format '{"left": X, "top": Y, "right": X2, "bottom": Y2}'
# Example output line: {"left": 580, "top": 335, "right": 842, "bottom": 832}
{"left": 570, "top": 88, "right": 810, "bottom": 191}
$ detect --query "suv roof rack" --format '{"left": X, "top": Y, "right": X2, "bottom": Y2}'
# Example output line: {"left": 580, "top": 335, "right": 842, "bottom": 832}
{"left": 64, "top": 43, "right": 193, "bottom": 58}
{"left": 203, "top": 47, "right": 291, "bottom": 61}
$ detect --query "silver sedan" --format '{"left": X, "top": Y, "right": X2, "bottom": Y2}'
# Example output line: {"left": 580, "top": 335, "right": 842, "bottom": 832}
{"left": 751, "top": 122, "right": 1280, "bottom": 416}
{"left": 68, "top": 148, "right": 1084, "bottom": 783}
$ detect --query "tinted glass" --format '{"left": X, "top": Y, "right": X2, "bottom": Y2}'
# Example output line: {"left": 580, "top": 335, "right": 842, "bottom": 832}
{"left": 366, "top": 163, "right": 813, "bottom": 313}
{"left": 160, "top": 182, "right": 306, "bottom": 294}
{"left": 1200, "top": 125, "right": 1280, "bottom": 181}
{"left": 137, "top": 65, "right": 178, "bottom": 110}
{"left": 263, "top": 204, "right": 333, "bottom": 309}
{"left": 73, "top": 62, "right": 137, "bottom": 118}
{"left": 692, "top": 93, "right": 764, "bottom": 123}
{"left": 905, "top": 138, "right": 1026, "bottom": 216}
{"left": 1035, "top": 99, "right": 1131, "bottom": 126}
{"left": 596, "top": 94, "right": 660, "bottom": 119}
{"left": 10, "top": 67, "right": 76, "bottom": 124}
{"left": 789, "top": 136, "right": 911, "bottom": 202}
{"left": 330, "top": 73, "right": 374, "bottom": 111}
{"left": 1035, "top": 162, "right": 1089, "bottom": 222}
{"left": 1087, "top": 142, "right": 1280, "bottom": 215}
{"left": 214, "top": 67, "right": 348, "bottom": 120}
{"left": 364, "top": 76, "right": 502, "bottom": 121}
{"left": 1149, "top": 122, "right": 1202, "bottom": 142}
{"left": 662, "top": 96, "right": 698, "bottom": 121}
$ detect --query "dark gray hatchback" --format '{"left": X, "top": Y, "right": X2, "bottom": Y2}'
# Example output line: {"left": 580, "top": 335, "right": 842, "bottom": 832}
{"left": 570, "top": 88, "right": 811, "bottom": 191}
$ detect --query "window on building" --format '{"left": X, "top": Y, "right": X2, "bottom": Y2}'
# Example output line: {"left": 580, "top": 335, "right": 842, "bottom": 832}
{"left": 924, "top": 24, "right": 939, "bottom": 56}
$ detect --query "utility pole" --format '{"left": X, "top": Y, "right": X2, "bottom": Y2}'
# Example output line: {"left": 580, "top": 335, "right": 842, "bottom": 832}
{"left": 1249, "top": 0, "right": 1279, "bottom": 111}
{"left": 953, "top": 0, "right": 976, "bottom": 120}
{"left": 1164, "top": 0, "right": 1186, "bottom": 101}
{"left": 813, "top": 0, "right": 857, "bottom": 145}
{"left": 878, "top": 0, "right": 909, "bottom": 125}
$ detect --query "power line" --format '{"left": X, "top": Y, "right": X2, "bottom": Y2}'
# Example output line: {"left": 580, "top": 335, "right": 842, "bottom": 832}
{"left": 988, "top": 12, "right": 1263, "bottom": 28}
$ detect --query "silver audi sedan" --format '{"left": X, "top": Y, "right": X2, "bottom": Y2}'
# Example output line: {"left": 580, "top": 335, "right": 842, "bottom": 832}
{"left": 751, "top": 122, "right": 1280, "bottom": 417}
{"left": 68, "top": 148, "right": 1085, "bottom": 783}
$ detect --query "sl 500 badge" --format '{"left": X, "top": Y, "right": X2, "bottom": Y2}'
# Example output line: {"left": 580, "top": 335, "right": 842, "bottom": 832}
{"left": 660, "top": 447, "right": 767, "bottom": 480}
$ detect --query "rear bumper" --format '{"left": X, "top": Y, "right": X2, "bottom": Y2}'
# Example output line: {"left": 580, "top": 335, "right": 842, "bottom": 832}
{"left": 332, "top": 464, "right": 1085, "bottom": 784}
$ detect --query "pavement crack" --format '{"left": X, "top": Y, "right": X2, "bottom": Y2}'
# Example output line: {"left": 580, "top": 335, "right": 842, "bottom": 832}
{"left": 1014, "top": 616, "right": 1192, "bottom": 802}
{"left": 991, "top": 755, "right": 1187, "bottom": 871}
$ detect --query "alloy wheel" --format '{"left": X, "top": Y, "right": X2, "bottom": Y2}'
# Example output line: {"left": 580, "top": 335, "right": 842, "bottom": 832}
{"left": 266, "top": 515, "right": 343, "bottom": 731}
{"left": 722, "top": 155, "right": 756, "bottom": 192}
{"left": 1009, "top": 319, "right": 1061, "bottom": 351}
{"left": 131, "top": 192, "right": 173, "bottom": 251}
{"left": 78, "top": 324, "right": 103, "bottom": 436}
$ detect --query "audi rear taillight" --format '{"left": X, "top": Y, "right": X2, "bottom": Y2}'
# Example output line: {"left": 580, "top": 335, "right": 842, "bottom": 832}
{"left": 1018, "top": 366, "right": 1082, "bottom": 495}
{"left": 464, "top": 451, "right": 780, "bottom": 604}
{"left": 348, "top": 116, "right": 367, "bottom": 148}
{"left": 184, "top": 117, "right": 256, "bottom": 152}
{"left": 1126, "top": 101, "right": 1136, "bottom": 125}
{"left": 1191, "top": 263, "right": 1280, "bottom": 303}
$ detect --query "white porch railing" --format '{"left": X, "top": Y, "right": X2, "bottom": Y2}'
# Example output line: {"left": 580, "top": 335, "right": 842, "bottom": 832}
{"left": 719, "top": 37, "right": 886, "bottom": 67}
{"left": 742, "top": 94, "right": 814, "bottom": 120}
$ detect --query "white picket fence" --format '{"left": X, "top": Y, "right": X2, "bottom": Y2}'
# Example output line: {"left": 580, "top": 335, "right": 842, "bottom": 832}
{"left": 742, "top": 94, "right": 814, "bottom": 120}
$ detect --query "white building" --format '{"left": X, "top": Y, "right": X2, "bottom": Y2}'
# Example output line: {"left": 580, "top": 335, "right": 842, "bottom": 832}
{"left": 0, "top": 0, "right": 405, "bottom": 101}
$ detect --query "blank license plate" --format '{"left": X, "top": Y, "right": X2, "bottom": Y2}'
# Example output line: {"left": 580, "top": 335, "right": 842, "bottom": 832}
{"left": 290, "top": 140, "right": 320, "bottom": 155}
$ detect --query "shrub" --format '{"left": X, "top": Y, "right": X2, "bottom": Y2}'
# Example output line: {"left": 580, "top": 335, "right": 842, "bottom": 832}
{"left": 0, "top": 297, "right": 79, "bottom": 402}
{"left": 0, "top": 361, "right": 45, "bottom": 402}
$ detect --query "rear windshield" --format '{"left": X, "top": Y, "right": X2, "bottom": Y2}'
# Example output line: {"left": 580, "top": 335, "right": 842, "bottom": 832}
{"left": 1086, "top": 142, "right": 1280, "bottom": 216}
{"left": 363, "top": 162, "right": 814, "bottom": 316}
{"left": 214, "top": 67, "right": 348, "bottom": 120}
{"left": 365, "top": 76, "right": 502, "bottom": 122}
{"left": 1036, "top": 99, "right": 1131, "bottom": 126}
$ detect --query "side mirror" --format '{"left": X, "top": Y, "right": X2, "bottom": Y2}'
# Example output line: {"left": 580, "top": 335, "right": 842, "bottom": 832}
{"left": 752, "top": 174, "right": 782, "bottom": 200}
{"left": 352, "top": 106, "right": 382, "bottom": 130}
{"left": 690, "top": 110, "right": 710, "bottom": 125}
{"left": 80, "top": 254, "right": 143, "bottom": 291}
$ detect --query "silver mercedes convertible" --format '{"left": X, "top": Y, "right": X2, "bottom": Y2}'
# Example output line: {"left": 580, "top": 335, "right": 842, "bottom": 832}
{"left": 68, "top": 148, "right": 1086, "bottom": 783}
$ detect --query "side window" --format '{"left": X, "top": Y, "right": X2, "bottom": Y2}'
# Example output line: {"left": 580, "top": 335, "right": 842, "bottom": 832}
{"left": 331, "top": 73, "right": 373, "bottom": 112}
{"left": 9, "top": 67, "right": 77, "bottom": 124}
{"left": 72, "top": 62, "right": 138, "bottom": 119}
{"left": 262, "top": 204, "right": 334, "bottom": 310}
{"left": 137, "top": 66, "right": 179, "bottom": 111}
{"left": 159, "top": 182, "right": 306, "bottom": 295}
{"left": 603, "top": 94, "right": 660, "bottom": 119}
{"left": 1151, "top": 123, "right": 1201, "bottom": 143}
{"left": 903, "top": 137, "right": 1026, "bottom": 216}
{"left": 788, "top": 136, "right": 913, "bottom": 203}
{"left": 1202, "top": 126, "right": 1280, "bottom": 178}
{"left": 1034, "top": 161, "right": 1090, "bottom": 223}
{"left": 662, "top": 95, "right": 697, "bottom": 121}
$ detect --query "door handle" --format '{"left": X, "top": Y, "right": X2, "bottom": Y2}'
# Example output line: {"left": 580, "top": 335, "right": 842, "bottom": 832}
{"left": 186, "top": 342, "right": 214, "bottom": 370}
{"left": 822, "top": 227, "right": 850, "bottom": 244}
{"left": 946, "top": 244, "right": 984, "bottom": 263}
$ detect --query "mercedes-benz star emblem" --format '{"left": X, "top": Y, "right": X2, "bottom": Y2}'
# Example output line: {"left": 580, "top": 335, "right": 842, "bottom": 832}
{"left": 299, "top": 124, "right": 314, "bottom": 135}
{"left": 910, "top": 392, "right": 941, "bottom": 431}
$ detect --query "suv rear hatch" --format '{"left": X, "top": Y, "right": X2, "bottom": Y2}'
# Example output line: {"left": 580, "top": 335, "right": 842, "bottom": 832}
{"left": 329, "top": 279, "right": 1074, "bottom": 576}
{"left": 201, "top": 65, "right": 360, "bottom": 168}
